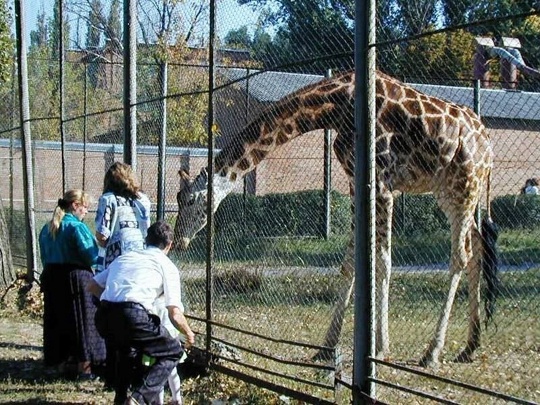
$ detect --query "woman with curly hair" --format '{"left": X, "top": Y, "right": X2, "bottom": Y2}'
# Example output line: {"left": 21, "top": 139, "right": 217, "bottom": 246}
{"left": 95, "top": 161, "right": 152, "bottom": 269}
{"left": 39, "top": 189, "right": 106, "bottom": 380}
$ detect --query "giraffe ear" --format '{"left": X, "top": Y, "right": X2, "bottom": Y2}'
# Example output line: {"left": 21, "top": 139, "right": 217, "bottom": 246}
{"left": 199, "top": 167, "right": 208, "bottom": 182}
{"left": 178, "top": 169, "right": 191, "bottom": 191}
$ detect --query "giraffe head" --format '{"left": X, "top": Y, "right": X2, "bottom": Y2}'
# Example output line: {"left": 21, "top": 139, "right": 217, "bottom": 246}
{"left": 174, "top": 168, "right": 209, "bottom": 250}
{"left": 174, "top": 166, "right": 237, "bottom": 249}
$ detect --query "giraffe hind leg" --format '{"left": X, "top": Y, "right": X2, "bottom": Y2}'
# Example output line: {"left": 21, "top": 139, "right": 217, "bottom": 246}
{"left": 455, "top": 216, "right": 500, "bottom": 363}
{"left": 419, "top": 213, "right": 473, "bottom": 367}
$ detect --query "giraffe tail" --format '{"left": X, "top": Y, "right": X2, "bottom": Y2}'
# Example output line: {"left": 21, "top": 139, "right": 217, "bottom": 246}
{"left": 481, "top": 215, "right": 500, "bottom": 328}
{"left": 482, "top": 166, "right": 500, "bottom": 328}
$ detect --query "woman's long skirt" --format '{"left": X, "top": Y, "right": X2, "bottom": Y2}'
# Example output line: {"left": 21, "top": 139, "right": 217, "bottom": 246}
{"left": 41, "top": 264, "right": 106, "bottom": 368}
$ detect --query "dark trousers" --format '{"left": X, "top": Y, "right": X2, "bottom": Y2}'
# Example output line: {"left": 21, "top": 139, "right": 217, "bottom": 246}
{"left": 95, "top": 301, "right": 182, "bottom": 404}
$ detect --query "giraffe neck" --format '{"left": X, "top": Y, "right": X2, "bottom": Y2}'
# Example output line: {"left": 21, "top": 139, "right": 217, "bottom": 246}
{"left": 212, "top": 173, "right": 237, "bottom": 210}
{"left": 214, "top": 70, "right": 356, "bottom": 184}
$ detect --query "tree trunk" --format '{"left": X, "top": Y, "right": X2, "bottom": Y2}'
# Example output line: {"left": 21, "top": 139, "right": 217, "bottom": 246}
{"left": 0, "top": 197, "right": 15, "bottom": 288}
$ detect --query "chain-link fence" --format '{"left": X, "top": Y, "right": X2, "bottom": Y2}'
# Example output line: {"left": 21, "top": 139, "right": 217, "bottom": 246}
{"left": 1, "top": 0, "right": 539, "bottom": 403}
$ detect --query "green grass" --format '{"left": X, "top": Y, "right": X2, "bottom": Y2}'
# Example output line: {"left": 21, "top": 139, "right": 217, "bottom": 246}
{"left": 8, "top": 204, "right": 540, "bottom": 269}
{"left": 177, "top": 266, "right": 540, "bottom": 404}
{"left": 0, "top": 266, "right": 538, "bottom": 404}
{"left": 176, "top": 227, "right": 540, "bottom": 269}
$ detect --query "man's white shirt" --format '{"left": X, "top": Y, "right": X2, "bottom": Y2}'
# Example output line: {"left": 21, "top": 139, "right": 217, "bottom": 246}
{"left": 94, "top": 246, "right": 183, "bottom": 313}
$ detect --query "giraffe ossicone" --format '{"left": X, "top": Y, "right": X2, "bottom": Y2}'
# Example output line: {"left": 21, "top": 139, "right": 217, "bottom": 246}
{"left": 174, "top": 70, "right": 498, "bottom": 367}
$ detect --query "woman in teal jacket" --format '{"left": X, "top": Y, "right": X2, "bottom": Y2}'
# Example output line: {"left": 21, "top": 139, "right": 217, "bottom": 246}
{"left": 39, "top": 189, "right": 105, "bottom": 380}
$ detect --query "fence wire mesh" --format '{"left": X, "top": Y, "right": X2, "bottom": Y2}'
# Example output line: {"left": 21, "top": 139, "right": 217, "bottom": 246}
{"left": 0, "top": 0, "right": 539, "bottom": 403}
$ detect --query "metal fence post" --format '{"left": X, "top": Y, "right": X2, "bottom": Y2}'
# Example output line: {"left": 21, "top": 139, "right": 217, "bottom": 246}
{"left": 123, "top": 0, "right": 137, "bottom": 169}
{"left": 14, "top": 0, "right": 38, "bottom": 283}
{"left": 353, "top": 0, "right": 376, "bottom": 401}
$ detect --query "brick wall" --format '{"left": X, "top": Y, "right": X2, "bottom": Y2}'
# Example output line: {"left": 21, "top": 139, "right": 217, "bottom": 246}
{"left": 1, "top": 119, "right": 539, "bottom": 216}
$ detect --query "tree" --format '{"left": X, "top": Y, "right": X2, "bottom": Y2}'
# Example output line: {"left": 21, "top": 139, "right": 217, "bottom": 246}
{"left": 106, "top": 0, "right": 121, "bottom": 51}
{"left": 50, "top": 0, "right": 71, "bottom": 60}
{"left": 394, "top": 0, "right": 438, "bottom": 36}
{"left": 85, "top": 0, "right": 103, "bottom": 48}
{"left": 0, "top": 0, "right": 15, "bottom": 282}
{"left": 0, "top": 0, "right": 13, "bottom": 83}
{"left": 65, "top": 0, "right": 212, "bottom": 145}
{"left": 442, "top": 0, "right": 478, "bottom": 27}
{"left": 224, "top": 26, "right": 252, "bottom": 49}
{"left": 0, "top": 197, "right": 15, "bottom": 289}
{"left": 251, "top": 26, "right": 272, "bottom": 60}
{"left": 237, "top": 0, "right": 355, "bottom": 73}
{"left": 30, "top": 7, "right": 49, "bottom": 50}
{"left": 396, "top": 29, "right": 476, "bottom": 84}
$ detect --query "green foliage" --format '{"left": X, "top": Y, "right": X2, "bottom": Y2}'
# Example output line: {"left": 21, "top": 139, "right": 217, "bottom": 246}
{"left": 30, "top": 8, "right": 48, "bottom": 49}
{"left": 180, "top": 191, "right": 455, "bottom": 266}
{"left": 0, "top": 0, "right": 13, "bottom": 83}
{"left": 106, "top": 0, "right": 122, "bottom": 48}
{"left": 215, "top": 190, "right": 351, "bottom": 238}
{"left": 395, "top": 0, "right": 439, "bottom": 36}
{"left": 224, "top": 26, "right": 252, "bottom": 49}
{"left": 492, "top": 194, "right": 540, "bottom": 230}
{"left": 86, "top": 0, "right": 103, "bottom": 48}
{"left": 234, "top": 0, "right": 539, "bottom": 88}
{"left": 49, "top": 0, "right": 70, "bottom": 60}
{"left": 237, "top": 0, "right": 354, "bottom": 72}
{"left": 393, "top": 194, "right": 448, "bottom": 236}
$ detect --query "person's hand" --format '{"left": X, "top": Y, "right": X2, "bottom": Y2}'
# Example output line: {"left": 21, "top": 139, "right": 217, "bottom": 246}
{"left": 95, "top": 232, "right": 108, "bottom": 247}
{"left": 184, "top": 330, "right": 195, "bottom": 349}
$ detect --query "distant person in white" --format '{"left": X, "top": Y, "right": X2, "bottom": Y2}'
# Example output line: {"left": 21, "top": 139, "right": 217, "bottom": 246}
{"left": 521, "top": 178, "right": 540, "bottom": 195}
{"left": 88, "top": 220, "right": 195, "bottom": 405}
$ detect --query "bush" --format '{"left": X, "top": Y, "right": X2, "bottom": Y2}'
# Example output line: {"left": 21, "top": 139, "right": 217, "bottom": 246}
{"left": 214, "top": 190, "right": 351, "bottom": 238}
{"left": 179, "top": 190, "right": 449, "bottom": 265}
{"left": 393, "top": 194, "right": 448, "bottom": 236}
{"left": 219, "top": 192, "right": 449, "bottom": 238}
{"left": 214, "top": 267, "right": 263, "bottom": 295}
{"left": 492, "top": 194, "right": 540, "bottom": 230}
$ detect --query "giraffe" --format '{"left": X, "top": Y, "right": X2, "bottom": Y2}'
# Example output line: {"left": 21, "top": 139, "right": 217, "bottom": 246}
{"left": 173, "top": 70, "right": 498, "bottom": 367}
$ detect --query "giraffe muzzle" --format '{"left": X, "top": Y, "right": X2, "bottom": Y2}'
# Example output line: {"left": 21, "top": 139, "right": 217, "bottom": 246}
{"left": 174, "top": 237, "right": 191, "bottom": 251}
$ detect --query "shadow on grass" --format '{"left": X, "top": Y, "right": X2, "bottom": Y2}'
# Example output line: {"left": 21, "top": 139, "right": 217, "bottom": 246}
{"left": 0, "top": 356, "right": 110, "bottom": 404}
{"left": 1, "top": 398, "right": 79, "bottom": 404}
{"left": 0, "top": 341, "right": 42, "bottom": 352}
{"left": 0, "top": 357, "right": 62, "bottom": 382}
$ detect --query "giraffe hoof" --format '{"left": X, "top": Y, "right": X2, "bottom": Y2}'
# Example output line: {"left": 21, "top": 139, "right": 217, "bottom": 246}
{"left": 454, "top": 350, "right": 474, "bottom": 363}
{"left": 419, "top": 355, "right": 439, "bottom": 369}
{"left": 311, "top": 349, "right": 334, "bottom": 364}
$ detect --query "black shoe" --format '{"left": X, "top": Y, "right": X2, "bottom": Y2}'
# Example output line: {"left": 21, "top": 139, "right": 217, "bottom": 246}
{"left": 113, "top": 392, "right": 128, "bottom": 405}
{"left": 77, "top": 372, "right": 99, "bottom": 381}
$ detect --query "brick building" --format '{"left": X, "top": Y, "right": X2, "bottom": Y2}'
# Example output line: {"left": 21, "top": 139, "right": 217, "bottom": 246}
{"left": 1, "top": 70, "right": 539, "bottom": 214}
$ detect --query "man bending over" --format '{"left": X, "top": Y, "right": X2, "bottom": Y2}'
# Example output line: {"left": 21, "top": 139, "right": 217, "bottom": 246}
{"left": 88, "top": 220, "right": 195, "bottom": 405}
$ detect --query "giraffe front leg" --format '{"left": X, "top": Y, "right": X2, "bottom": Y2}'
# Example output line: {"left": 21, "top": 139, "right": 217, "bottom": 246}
{"left": 375, "top": 190, "right": 393, "bottom": 357}
{"left": 313, "top": 237, "right": 355, "bottom": 363}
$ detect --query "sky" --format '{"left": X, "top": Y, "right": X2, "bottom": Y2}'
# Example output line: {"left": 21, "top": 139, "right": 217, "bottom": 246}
{"left": 23, "top": 0, "right": 261, "bottom": 48}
